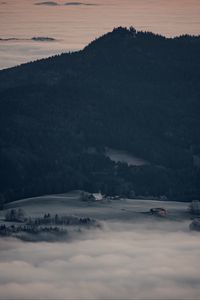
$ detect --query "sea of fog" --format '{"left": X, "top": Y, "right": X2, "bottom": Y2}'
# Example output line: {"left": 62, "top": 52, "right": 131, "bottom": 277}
{"left": 0, "top": 221, "right": 200, "bottom": 299}
{"left": 0, "top": 195, "right": 200, "bottom": 299}
{"left": 1, "top": 0, "right": 200, "bottom": 69}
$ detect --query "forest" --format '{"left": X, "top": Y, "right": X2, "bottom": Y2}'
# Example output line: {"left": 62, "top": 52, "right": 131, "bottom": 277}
{"left": 0, "top": 27, "right": 200, "bottom": 205}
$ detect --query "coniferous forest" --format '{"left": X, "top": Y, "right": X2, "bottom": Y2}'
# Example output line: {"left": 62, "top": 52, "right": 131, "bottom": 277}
{"left": 0, "top": 27, "right": 200, "bottom": 205}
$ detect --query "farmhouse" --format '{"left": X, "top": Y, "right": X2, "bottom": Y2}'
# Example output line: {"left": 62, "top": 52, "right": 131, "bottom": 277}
{"left": 93, "top": 192, "right": 104, "bottom": 201}
{"left": 150, "top": 207, "right": 167, "bottom": 217}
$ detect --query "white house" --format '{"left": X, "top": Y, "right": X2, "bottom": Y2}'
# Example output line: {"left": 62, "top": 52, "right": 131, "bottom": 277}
{"left": 93, "top": 192, "right": 104, "bottom": 201}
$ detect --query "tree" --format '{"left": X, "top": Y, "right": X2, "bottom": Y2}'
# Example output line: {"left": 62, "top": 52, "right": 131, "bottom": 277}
{"left": 189, "top": 200, "right": 200, "bottom": 215}
{"left": 129, "top": 26, "right": 136, "bottom": 36}
{"left": 5, "top": 208, "right": 25, "bottom": 222}
{"left": 5, "top": 209, "right": 17, "bottom": 221}
{"left": 0, "top": 194, "right": 6, "bottom": 210}
{"left": 16, "top": 208, "right": 25, "bottom": 221}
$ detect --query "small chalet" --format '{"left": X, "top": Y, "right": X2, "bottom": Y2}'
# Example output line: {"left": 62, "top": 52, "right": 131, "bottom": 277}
{"left": 93, "top": 192, "right": 104, "bottom": 201}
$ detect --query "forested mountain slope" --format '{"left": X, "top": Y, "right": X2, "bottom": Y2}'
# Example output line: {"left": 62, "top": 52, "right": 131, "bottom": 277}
{"left": 0, "top": 27, "right": 200, "bottom": 204}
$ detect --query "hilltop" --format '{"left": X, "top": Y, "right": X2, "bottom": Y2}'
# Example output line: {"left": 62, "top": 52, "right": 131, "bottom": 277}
{"left": 0, "top": 27, "right": 200, "bottom": 205}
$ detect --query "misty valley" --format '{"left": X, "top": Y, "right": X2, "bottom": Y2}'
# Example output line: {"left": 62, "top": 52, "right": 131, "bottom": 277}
{"left": 0, "top": 26, "right": 200, "bottom": 300}
{"left": 1, "top": 191, "right": 200, "bottom": 242}
{"left": 0, "top": 191, "right": 200, "bottom": 299}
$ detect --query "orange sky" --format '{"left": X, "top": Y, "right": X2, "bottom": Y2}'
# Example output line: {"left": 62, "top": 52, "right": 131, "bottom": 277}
{"left": 0, "top": 0, "right": 200, "bottom": 68}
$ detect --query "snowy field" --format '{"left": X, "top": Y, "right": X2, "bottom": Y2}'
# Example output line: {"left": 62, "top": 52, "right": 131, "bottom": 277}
{"left": 2, "top": 191, "right": 188, "bottom": 221}
{"left": 0, "top": 192, "right": 200, "bottom": 300}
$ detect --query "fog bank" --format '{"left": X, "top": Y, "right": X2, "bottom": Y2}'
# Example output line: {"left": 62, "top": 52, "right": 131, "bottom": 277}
{"left": 0, "top": 220, "right": 200, "bottom": 299}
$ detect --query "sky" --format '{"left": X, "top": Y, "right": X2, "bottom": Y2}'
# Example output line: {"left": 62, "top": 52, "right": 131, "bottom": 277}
{"left": 0, "top": 0, "right": 200, "bottom": 69}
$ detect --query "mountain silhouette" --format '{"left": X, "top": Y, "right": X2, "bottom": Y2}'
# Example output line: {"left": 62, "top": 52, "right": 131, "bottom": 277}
{"left": 0, "top": 27, "right": 199, "bottom": 204}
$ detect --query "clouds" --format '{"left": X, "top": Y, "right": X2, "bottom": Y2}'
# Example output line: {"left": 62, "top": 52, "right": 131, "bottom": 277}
{"left": 1, "top": 1, "right": 200, "bottom": 70}
{"left": 35, "top": 1, "right": 97, "bottom": 6}
{"left": 64, "top": 2, "right": 97, "bottom": 6}
{"left": 0, "top": 220, "right": 200, "bottom": 299}
{"left": 0, "top": 40, "right": 70, "bottom": 70}
{"left": 0, "top": 37, "right": 56, "bottom": 42}
{"left": 35, "top": 1, "right": 58, "bottom": 6}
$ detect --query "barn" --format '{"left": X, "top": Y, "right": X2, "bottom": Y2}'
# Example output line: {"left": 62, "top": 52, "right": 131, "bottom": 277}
{"left": 150, "top": 208, "right": 167, "bottom": 217}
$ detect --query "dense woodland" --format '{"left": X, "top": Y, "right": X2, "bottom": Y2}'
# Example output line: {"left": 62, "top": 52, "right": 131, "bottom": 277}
{"left": 0, "top": 27, "right": 200, "bottom": 205}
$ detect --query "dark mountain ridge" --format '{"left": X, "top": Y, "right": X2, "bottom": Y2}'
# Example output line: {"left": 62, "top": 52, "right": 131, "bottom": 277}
{"left": 0, "top": 27, "right": 200, "bottom": 205}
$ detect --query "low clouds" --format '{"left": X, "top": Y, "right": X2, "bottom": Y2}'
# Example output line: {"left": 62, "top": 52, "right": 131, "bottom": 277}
{"left": 35, "top": 1, "right": 97, "bottom": 6}
{"left": 35, "top": 1, "right": 59, "bottom": 5}
{"left": 64, "top": 2, "right": 97, "bottom": 6}
{"left": 0, "top": 220, "right": 200, "bottom": 299}
{"left": 0, "top": 37, "right": 56, "bottom": 42}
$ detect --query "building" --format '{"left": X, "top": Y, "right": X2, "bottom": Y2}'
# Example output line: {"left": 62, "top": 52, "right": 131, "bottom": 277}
{"left": 150, "top": 207, "right": 167, "bottom": 217}
{"left": 93, "top": 192, "right": 104, "bottom": 201}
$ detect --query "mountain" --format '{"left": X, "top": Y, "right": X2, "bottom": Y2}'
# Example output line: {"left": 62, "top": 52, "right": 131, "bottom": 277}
{"left": 0, "top": 27, "right": 200, "bottom": 205}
